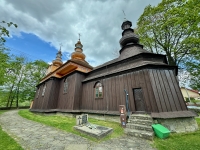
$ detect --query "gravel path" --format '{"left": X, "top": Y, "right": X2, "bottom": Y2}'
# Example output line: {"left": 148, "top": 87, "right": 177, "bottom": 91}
{"left": 0, "top": 110, "right": 156, "bottom": 150}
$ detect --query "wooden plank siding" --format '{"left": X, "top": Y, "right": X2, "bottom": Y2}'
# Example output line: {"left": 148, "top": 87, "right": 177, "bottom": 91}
{"left": 143, "top": 70, "right": 158, "bottom": 112}
{"left": 81, "top": 69, "right": 162, "bottom": 113}
{"left": 73, "top": 73, "right": 85, "bottom": 110}
{"left": 169, "top": 70, "right": 187, "bottom": 110}
{"left": 148, "top": 69, "right": 188, "bottom": 112}
{"left": 32, "top": 79, "right": 54, "bottom": 109}
{"left": 47, "top": 78, "right": 60, "bottom": 109}
{"left": 57, "top": 73, "right": 76, "bottom": 110}
{"left": 32, "top": 67, "right": 188, "bottom": 117}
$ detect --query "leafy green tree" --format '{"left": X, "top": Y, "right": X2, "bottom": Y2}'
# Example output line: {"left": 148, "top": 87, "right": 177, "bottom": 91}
{"left": 3, "top": 55, "right": 28, "bottom": 107}
{"left": 137, "top": 0, "right": 200, "bottom": 67}
{"left": 0, "top": 21, "right": 17, "bottom": 42}
{"left": 19, "top": 60, "right": 48, "bottom": 103}
{"left": 137, "top": 0, "right": 200, "bottom": 90}
{"left": 0, "top": 43, "right": 9, "bottom": 85}
{"left": 0, "top": 21, "right": 17, "bottom": 85}
{"left": 2, "top": 56, "right": 48, "bottom": 107}
{"left": 186, "top": 55, "right": 200, "bottom": 91}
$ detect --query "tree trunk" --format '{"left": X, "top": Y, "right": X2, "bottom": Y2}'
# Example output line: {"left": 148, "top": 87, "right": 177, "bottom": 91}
{"left": 6, "top": 84, "right": 15, "bottom": 107}
{"left": 16, "top": 86, "right": 19, "bottom": 108}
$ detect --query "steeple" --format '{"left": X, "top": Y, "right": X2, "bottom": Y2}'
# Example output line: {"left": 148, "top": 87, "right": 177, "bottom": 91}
{"left": 119, "top": 20, "right": 140, "bottom": 48}
{"left": 71, "top": 38, "right": 86, "bottom": 61}
{"left": 52, "top": 46, "right": 63, "bottom": 67}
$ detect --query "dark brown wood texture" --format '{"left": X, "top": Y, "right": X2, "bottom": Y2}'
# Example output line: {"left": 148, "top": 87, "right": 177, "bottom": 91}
{"left": 57, "top": 73, "right": 76, "bottom": 110}
{"left": 81, "top": 69, "right": 156, "bottom": 113}
{"left": 73, "top": 73, "right": 85, "bottom": 110}
{"left": 32, "top": 79, "right": 54, "bottom": 109}
{"left": 32, "top": 68, "right": 187, "bottom": 115}
{"left": 81, "top": 68, "right": 187, "bottom": 113}
{"left": 148, "top": 69, "right": 187, "bottom": 112}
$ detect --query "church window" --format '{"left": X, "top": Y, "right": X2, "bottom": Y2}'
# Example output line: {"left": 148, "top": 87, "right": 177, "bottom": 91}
{"left": 42, "top": 84, "right": 46, "bottom": 96}
{"left": 63, "top": 79, "right": 68, "bottom": 93}
{"left": 94, "top": 82, "right": 103, "bottom": 98}
{"left": 37, "top": 87, "right": 40, "bottom": 98}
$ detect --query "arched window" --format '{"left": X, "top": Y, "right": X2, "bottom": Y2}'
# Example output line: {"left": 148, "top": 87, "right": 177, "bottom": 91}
{"left": 36, "top": 87, "right": 40, "bottom": 98}
{"left": 94, "top": 82, "right": 103, "bottom": 98}
{"left": 42, "top": 84, "right": 46, "bottom": 96}
{"left": 63, "top": 78, "right": 68, "bottom": 93}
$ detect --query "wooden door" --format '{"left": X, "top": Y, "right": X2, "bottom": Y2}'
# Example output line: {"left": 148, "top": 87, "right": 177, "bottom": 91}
{"left": 133, "top": 88, "right": 145, "bottom": 111}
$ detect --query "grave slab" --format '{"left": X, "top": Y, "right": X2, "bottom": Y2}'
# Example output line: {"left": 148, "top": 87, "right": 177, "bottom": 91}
{"left": 74, "top": 124, "right": 113, "bottom": 139}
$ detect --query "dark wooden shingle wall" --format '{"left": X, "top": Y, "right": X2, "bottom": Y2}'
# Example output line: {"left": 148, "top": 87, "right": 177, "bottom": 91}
{"left": 81, "top": 68, "right": 187, "bottom": 113}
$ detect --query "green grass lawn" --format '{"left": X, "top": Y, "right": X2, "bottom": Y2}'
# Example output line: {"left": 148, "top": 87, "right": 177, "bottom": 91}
{"left": 153, "top": 118, "right": 200, "bottom": 150}
{"left": 18, "top": 110, "right": 124, "bottom": 142}
{"left": 0, "top": 110, "right": 23, "bottom": 150}
{"left": 0, "top": 110, "right": 7, "bottom": 115}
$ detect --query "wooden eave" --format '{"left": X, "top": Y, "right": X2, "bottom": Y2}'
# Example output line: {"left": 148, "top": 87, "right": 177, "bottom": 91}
{"left": 83, "top": 52, "right": 176, "bottom": 82}
{"left": 40, "top": 59, "right": 92, "bottom": 83}
{"left": 83, "top": 64, "right": 177, "bottom": 82}
{"left": 93, "top": 52, "right": 167, "bottom": 72}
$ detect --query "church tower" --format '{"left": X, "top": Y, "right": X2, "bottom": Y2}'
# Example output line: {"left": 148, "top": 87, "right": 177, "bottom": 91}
{"left": 46, "top": 47, "right": 63, "bottom": 75}
{"left": 71, "top": 40, "right": 86, "bottom": 61}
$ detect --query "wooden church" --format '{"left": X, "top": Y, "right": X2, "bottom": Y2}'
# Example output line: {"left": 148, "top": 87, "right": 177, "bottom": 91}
{"left": 31, "top": 19, "right": 196, "bottom": 119}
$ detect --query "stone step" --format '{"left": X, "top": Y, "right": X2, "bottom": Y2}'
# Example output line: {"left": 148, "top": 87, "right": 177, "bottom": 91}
{"left": 124, "top": 128, "right": 154, "bottom": 141}
{"left": 126, "top": 123, "right": 153, "bottom": 132}
{"left": 128, "top": 119, "right": 153, "bottom": 126}
{"left": 129, "top": 114, "right": 152, "bottom": 121}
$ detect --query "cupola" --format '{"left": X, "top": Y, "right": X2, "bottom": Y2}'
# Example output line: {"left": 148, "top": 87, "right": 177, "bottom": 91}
{"left": 52, "top": 49, "right": 63, "bottom": 67}
{"left": 119, "top": 20, "right": 140, "bottom": 48}
{"left": 71, "top": 40, "right": 86, "bottom": 61}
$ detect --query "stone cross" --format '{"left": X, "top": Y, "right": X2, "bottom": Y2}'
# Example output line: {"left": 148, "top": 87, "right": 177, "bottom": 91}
{"left": 76, "top": 115, "right": 82, "bottom": 125}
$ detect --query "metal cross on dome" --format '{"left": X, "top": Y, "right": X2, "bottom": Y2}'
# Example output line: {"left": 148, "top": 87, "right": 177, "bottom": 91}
{"left": 122, "top": 10, "right": 126, "bottom": 20}
{"left": 59, "top": 43, "right": 63, "bottom": 51}
{"left": 78, "top": 33, "right": 81, "bottom": 41}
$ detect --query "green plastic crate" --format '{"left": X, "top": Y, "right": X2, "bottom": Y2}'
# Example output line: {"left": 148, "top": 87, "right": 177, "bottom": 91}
{"left": 152, "top": 124, "right": 170, "bottom": 139}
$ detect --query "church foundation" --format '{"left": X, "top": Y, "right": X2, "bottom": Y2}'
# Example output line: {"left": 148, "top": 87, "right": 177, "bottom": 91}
{"left": 154, "top": 117, "right": 198, "bottom": 133}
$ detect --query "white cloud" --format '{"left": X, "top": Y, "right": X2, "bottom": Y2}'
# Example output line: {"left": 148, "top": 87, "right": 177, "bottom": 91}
{"left": 0, "top": 0, "right": 162, "bottom": 66}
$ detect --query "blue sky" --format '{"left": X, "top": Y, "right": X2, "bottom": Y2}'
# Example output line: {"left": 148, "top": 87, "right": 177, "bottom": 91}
{"left": 5, "top": 32, "right": 70, "bottom": 63}
{"left": 1, "top": 0, "right": 162, "bottom": 66}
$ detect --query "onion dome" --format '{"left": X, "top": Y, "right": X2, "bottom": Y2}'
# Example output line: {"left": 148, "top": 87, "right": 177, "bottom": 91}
{"left": 53, "top": 49, "right": 63, "bottom": 67}
{"left": 71, "top": 40, "right": 86, "bottom": 60}
{"left": 119, "top": 20, "right": 139, "bottom": 48}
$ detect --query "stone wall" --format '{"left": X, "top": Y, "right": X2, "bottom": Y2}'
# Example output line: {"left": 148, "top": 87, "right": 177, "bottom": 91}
{"left": 154, "top": 117, "right": 198, "bottom": 133}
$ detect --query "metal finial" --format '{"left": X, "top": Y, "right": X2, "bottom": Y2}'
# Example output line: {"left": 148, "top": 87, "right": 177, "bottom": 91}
{"left": 78, "top": 33, "right": 81, "bottom": 41}
{"left": 122, "top": 10, "right": 126, "bottom": 20}
{"left": 59, "top": 43, "right": 62, "bottom": 51}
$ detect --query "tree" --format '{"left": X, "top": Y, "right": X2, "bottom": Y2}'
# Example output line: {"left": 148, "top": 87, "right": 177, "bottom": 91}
{"left": 1, "top": 57, "right": 48, "bottom": 107}
{"left": 20, "top": 60, "right": 48, "bottom": 102}
{"left": 3, "top": 55, "right": 28, "bottom": 107}
{"left": 186, "top": 55, "right": 200, "bottom": 90}
{"left": 0, "top": 21, "right": 17, "bottom": 42}
{"left": 0, "top": 20, "right": 17, "bottom": 85}
{"left": 137, "top": 0, "right": 200, "bottom": 67}
{"left": 0, "top": 43, "right": 9, "bottom": 85}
